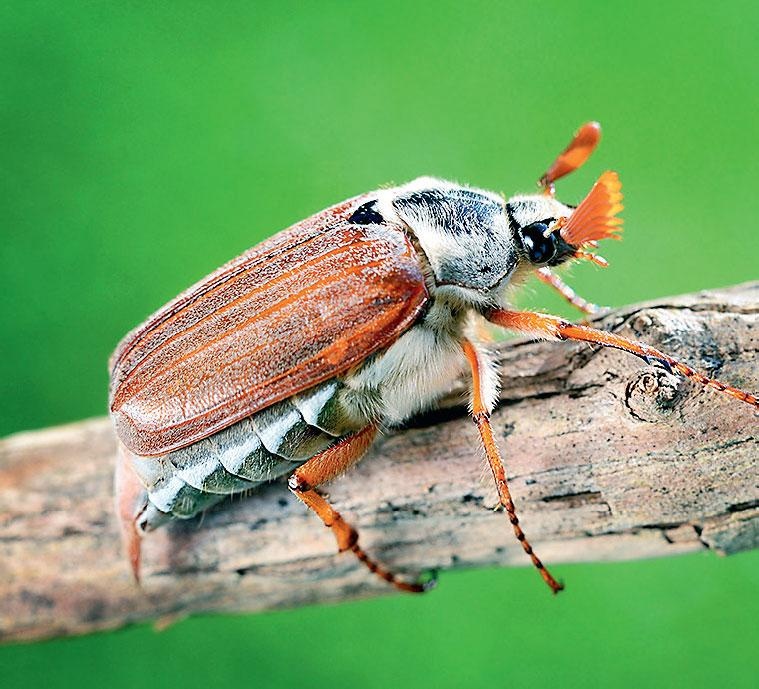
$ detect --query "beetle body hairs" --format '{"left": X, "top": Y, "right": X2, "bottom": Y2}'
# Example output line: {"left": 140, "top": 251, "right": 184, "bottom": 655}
{"left": 110, "top": 122, "right": 758, "bottom": 593}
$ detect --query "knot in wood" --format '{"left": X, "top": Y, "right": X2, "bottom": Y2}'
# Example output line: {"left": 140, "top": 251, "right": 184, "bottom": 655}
{"left": 624, "top": 366, "right": 682, "bottom": 422}
{"left": 629, "top": 312, "right": 656, "bottom": 337}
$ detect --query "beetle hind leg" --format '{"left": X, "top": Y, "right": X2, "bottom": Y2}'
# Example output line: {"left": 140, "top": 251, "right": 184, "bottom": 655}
{"left": 288, "top": 425, "right": 435, "bottom": 593}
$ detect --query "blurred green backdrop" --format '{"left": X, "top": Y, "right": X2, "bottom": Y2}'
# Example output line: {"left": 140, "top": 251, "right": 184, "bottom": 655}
{"left": 1, "top": 1, "right": 757, "bottom": 688}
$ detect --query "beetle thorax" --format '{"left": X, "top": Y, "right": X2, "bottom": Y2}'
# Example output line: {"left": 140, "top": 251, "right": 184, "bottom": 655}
{"left": 375, "top": 178, "right": 518, "bottom": 306}
{"left": 340, "top": 299, "right": 476, "bottom": 426}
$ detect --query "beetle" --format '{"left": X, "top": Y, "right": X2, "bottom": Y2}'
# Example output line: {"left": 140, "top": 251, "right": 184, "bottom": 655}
{"left": 110, "top": 122, "right": 758, "bottom": 594}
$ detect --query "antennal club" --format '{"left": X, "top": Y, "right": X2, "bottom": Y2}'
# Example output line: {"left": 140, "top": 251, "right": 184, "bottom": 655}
{"left": 539, "top": 121, "right": 602, "bottom": 195}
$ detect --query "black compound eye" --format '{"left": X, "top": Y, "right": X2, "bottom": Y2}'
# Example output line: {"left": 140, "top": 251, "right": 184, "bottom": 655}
{"left": 349, "top": 200, "right": 384, "bottom": 225}
{"left": 520, "top": 221, "right": 558, "bottom": 264}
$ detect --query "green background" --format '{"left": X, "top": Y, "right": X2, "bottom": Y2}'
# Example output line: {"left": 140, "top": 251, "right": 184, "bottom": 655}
{"left": 1, "top": 1, "right": 757, "bottom": 688}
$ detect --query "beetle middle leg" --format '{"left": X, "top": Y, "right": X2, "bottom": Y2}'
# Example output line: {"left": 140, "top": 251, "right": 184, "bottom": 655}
{"left": 486, "top": 309, "right": 759, "bottom": 408}
{"left": 462, "top": 340, "right": 564, "bottom": 594}
{"left": 535, "top": 267, "right": 600, "bottom": 315}
{"left": 288, "top": 425, "right": 434, "bottom": 593}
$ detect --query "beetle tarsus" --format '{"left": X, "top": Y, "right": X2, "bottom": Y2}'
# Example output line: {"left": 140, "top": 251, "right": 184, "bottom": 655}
{"left": 643, "top": 354, "right": 674, "bottom": 375}
{"left": 418, "top": 569, "right": 439, "bottom": 592}
{"left": 287, "top": 426, "right": 435, "bottom": 593}
{"left": 535, "top": 267, "right": 601, "bottom": 316}
{"left": 488, "top": 309, "right": 759, "bottom": 410}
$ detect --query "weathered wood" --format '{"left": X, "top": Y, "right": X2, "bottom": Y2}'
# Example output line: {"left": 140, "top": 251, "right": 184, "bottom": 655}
{"left": 1, "top": 283, "right": 757, "bottom": 642}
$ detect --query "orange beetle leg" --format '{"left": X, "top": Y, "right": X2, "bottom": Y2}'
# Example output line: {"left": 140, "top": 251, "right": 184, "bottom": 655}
{"left": 535, "top": 267, "right": 601, "bottom": 316}
{"left": 462, "top": 340, "right": 564, "bottom": 594}
{"left": 487, "top": 309, "right": 759, "bottom": 409}
{"left": 288, "top": 425, "right": 435, "bottom": 593}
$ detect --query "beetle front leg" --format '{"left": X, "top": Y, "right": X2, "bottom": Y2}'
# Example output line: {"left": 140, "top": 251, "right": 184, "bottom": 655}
{"left": 288, "top": 425, "right": 435, "bottom": 593}
{"left": 462, "top": 340, "right": 564, "bottom": 594}
{"left": 486, "top": 309, "right": 759, "bottom": 408}
{"left": 535, "top": 267, "right": 601, "bottom": 315}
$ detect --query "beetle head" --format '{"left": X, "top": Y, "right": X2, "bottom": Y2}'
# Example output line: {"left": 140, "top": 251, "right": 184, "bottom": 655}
{"left": 506, "top": 169, "right": 623, "bottom": 271}
{"left": 519, "top": 122, "right": 624, "bottom": 269}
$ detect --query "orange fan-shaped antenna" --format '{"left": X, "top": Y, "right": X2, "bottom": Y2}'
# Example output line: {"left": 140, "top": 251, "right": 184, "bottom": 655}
{"left": 539, "top": 122, "right": 602, "bottom": 193}
{"left": 560, "top": 170, "right": 623, "bottom": 248}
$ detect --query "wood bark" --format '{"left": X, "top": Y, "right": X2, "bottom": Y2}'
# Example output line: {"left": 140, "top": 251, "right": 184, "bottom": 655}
{"left": 1, "top": 282, "right": 757, "bottom": 643}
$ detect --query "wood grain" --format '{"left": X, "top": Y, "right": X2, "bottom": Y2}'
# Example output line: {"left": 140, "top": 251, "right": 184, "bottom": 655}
{"left": 1, "top": 282, "right": 757, "bottom": 642}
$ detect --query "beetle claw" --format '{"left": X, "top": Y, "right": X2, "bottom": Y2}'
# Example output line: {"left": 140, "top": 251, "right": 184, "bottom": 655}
{"left": 420, "top": 569, "right": 439, "bottom": 592}
{"left": 644, "top": 355, "right": 674, "bottom": 375}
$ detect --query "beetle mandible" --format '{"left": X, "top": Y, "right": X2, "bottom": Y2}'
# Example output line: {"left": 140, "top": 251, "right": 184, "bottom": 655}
{"left": 110, "top": 122, "right": 758, "bottom": 593}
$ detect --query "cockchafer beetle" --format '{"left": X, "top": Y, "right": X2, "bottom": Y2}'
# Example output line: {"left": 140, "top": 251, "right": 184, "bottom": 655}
{"left": 110, "top": 122, "right": 758, "bottom": 594}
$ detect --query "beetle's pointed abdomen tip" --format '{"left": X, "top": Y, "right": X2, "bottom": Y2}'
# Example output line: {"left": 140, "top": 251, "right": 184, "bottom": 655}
{"left": 115, "top": 440, "right": 147, "bottom": 585}
{"left": 127, "top": 527, "right": 142, "bottom": 585}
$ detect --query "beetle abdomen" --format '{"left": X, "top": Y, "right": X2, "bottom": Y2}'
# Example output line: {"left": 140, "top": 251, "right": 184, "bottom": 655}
{"left": 130, "top": 379, "right": 365, "bottom": 529}
{"left": 109, "top": 202, "right": 429, "bottom": 458}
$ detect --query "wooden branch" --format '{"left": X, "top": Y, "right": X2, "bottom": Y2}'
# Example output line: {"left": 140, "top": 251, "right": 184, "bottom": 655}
{"left": 1, "top": 282, "right": 757, "bottom": 642}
